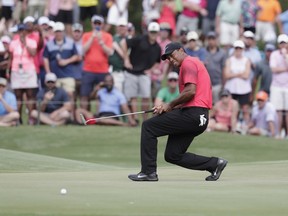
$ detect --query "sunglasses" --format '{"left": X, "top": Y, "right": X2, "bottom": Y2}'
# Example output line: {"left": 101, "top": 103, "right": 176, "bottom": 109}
{"left": 168, "top": 79, "right": 178, "bottom": 82}
{"left": 93, "top": 21, "right": 102, "bottom": 25}
{"left": 47, "top": 81, "right": 55, "bottom": 84}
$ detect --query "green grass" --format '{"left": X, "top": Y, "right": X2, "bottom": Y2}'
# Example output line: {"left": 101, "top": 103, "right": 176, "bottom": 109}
{"left": 0, "top": 126, "right": 288, "bottom": 215}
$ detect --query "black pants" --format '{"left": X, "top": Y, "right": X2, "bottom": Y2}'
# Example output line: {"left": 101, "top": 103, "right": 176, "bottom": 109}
{"left": 140, "top": 107, "right": 218, "bottom": 174}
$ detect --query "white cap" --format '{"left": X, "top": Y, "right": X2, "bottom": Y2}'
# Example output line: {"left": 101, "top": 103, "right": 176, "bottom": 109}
{"left": 167, "top": 72, "right": 179, "bottom": 80}
{"left": 9, "top": 25, "right": 18, "bottom": 33}
{"left": 243, "top": 31, "right": 255, "bottom": 39}
{"left": 38, "top": 16, "right": 49, "bottom": 25}
{"left": 1, "top": 35, "right": 11, "bottom": 44}
{"left": 0, "top": 77, "right": 7, "bottom": 86}
{"left": 233, "top": 40, "right": 245, "bottom": 48}
{"left": 0, "top": 41, "right": 5, "bottom": 52}
{"left": 53, "top": 22, "right": 65, "bottom": 32}
{"left": 186, "top": 31, "right": 199, "bottom": 41}
{"left": 148, "top": 22, "right": 160, "bottom": 32}
{"left": 277, "top": 34, "right": 288, "bottom": 44}
{"left": 48, "top": 21, "right": 55, "bottom": 28}
{"left": 117, "top": 18, "right": 128, "bottom": 26}
{"left": 23, "top": 16, "right": 35, "bottom": 24}
{"left": 91, "top": 15, "right": 104, "bottom": 23}
{"left": 72, "top": 23, "right": 83, "bottom": 32}
{"left": 45, "top": 73, "right": 57, "bottom": 83}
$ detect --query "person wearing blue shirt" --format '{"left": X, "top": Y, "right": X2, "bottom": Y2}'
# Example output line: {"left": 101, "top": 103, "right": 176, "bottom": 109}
{"left": 30, "top": 73, "right": 72, "bottom": 126}
{"left": 185, "top": 31, "right": 206, "bottom": 62}
{"left": 0, "top": 78, "right": 20, "bottom": 126}
{"left": 278, "top": 10, "right": 288, "bottom": 35}
{"left": 75, "top": 74, "right": 137, "bottom": 126}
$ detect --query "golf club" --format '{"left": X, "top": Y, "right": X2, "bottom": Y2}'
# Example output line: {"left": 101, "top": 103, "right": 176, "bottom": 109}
{"left": 80, "top": 109, "right": 154, "bottom": 125}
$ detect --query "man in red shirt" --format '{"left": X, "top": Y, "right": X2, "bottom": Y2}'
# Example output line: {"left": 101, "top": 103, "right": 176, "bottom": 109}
{"left": 128, "top": 42, "right": 228, "bottom": 182}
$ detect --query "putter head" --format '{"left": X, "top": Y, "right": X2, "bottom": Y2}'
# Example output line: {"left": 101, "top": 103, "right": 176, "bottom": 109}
{"left": 79, "top": 113, "right": 87, "bottom": 125}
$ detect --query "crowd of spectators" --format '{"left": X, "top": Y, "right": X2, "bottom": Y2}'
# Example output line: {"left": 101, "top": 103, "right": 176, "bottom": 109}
{"left": 0, "top": 0, "right": 287, "bottom": 139}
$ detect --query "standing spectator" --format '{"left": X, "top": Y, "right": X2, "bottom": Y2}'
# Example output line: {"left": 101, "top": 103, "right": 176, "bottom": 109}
{"left": 56, "top": 0, "right": 75, "bottom": 36}
{"left": 45, "top": 0, "right": 60, "bottom": 21}
{"left": 176, "top": 0, "right": 207, "bottom": 35}
{"left": 158, "top": 0, "right": 177, "bottom": 36}
{"left": 0, "top": 35, "right": 11, "bottom": 79}
{"left": 27, "top": 0, "right": 46, "bottom": 18}
{"left": 256, "top": 0, "right": 281, "bottom": 43}
{"left": 277, "top": 9, "right": 288, "bottom": 35}
{"left": 223, "top": 40, "right": 251, "bottom": 126}
{"left": 43, "top": 22, "right": 80, "bottom": 103}
{"left": 109, "top": 19, "right": 128, "bottom": 92}
{"left": 215, "top": 0, "right": 242, "bottom": 49}
{"left": 178, "top": 26, "right": 189, "bottom": 46}
{"left": 252, "top": 43, "right": 275, "bottom": 96}
{"left": 0, "top": 77, "right": 20, "bottom": 126}
{"left": 13, "top": 0, "right": 28, "bottom": 24}
{"left": 71, "top": 23, "right": 84, "bottom": 110}
{"left": 142, "top": 0, "right": 161, "bottom": 28}
{"left": 0, "top": 0, "right": 15, "bottom": 31}
{"left": 127, "top": 22, "right": 136, "bottom": 39}
{"left": 241, "top": 0, "right": 260, "bottom": 33}
{"left": 9, "top": 24, "right": 38, "bottom": 124}
{"left": 204, "top": 31, "right": 227, "bottom": 103}
{"left": 78, "top": 0, "right": 99, "bottom": 25}
{"left": 75, "top": 74, "right": 137, "bottom": 126}
{"left": 208, "top": 89, "right": 239, "bottom": 133}
{"left": 201, "top": 0, "right": 220, "bottom": 36}
{"left": 106, "top": 0, "right": 130, "bottom": 32}
{"left": 31, "top": 73, "right": 71, "bottom": 126}
{"left": 154, "top": 71, "right": 179, "bottom": 106}
{"left": 185, "top": 31, "right": 206, "bottom": 62}
{"left": 121, "top": 22, "right": 161, "bottom": 121}
{"left": 247, "top": 91, "right": 278, "bottom": 138}
{"left": 80, "top": 15, "right": 113, "bottom": 110}
{"left": 269, "top": 34, "right": 288, "bottom": 138}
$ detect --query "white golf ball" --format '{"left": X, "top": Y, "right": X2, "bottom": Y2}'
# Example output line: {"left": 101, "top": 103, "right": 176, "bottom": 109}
{"left": 60, "top": 188, "right": 67, "bottom": 195}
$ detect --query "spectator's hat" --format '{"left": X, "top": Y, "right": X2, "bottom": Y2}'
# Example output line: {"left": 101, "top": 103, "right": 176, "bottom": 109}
{"left": 9, "top": 25, "right": 18, "bottom": 33}
{"left": 72, "top": 23, "right": 83, "bottom": 32}
{"left": 38, "top": 16, "right": 49, "bottom": 26}
{"left": 220, "top": 89, "right": 230, "bottom": 97}
{"left": 207, "top": 31, "right": 217, "bottom": 38}
{"left": 48, "top": 21, "right": 55, "bottom": 29}
{"left": 180, "top": 26, "right": 189, "bottom": 35}
{"left": 256, "top": 91, "right": 268, "bottom": 101}
{"left": 0, "top": 77, "right": 7, "bottom": 86}
{"left": 186, "top": 31, "right": 199, "bottom": 41}
{"left": 243, "top": 31, "right": 255, "bottom": 39}
{"left": 277, "top": 34, "right": 288, "bottom": 44}
{"left": 1, "top": 35, "right": 11, "bottom": 44}
{"left": 91, "top": 15, "right": 104, "bottom": 24}
{"left": 161, "top": 42, "right": 183, "bottom": 60}
{"left": 23, "top": 16, "right": 35, "bottom": 24}
{"left": 167, "top": 72, "right": 179, "bottom": 80}
{"left": 148, "top": 22, "right": 160, "bottom": 32}
{"left": 117, "top": 18, "right": 128, "bottom": 26}
{"left": 45, "top": 73, "right": 57, "bottom": 83}
{"left": 17, "top": 23, "right": 27, "bottom": 31}
{"left": 233, "top": 40, "right": 245, "bottom": 49}
{"left": 264, "top": 43, "right": 275, "bottom": 52}
{"left": 53, "top": 22, "right": 65, "bottom": 32}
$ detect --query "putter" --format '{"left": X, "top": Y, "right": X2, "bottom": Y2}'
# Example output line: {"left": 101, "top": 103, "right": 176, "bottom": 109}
{"left": 80, "top": 109, "right": 154, "bottom": 125}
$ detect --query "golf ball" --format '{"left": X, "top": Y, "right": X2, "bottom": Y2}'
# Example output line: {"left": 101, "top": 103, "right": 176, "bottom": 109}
{"left": 60, "top": 188, "right": 67, "bottom": 195}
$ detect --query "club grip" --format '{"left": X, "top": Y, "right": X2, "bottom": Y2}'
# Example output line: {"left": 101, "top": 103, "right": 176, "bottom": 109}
{"left": 144, "top": 109, "right": 155, "bottom": 113}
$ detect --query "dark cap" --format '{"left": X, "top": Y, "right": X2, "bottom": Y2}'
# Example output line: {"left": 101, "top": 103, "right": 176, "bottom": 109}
{"left": 220, "top": 89, "right": 230, "bottom": 97}
{"left": 264, "top": 43, "right": 275, "bottom": 52}
{"left": 161, "top": 42, "right": 183, "bottom": 60}
{"left": 180, "top": 26, "right": 189, "bottom": 35}
{"left": 17, "top": 24, "right": 27, "bottom": 31}
{"left": 207, "top": 31, "right": 217, "bottom": 38}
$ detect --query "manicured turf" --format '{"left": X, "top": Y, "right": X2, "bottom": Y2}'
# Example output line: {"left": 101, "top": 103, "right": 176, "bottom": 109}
{"left": 0, "top": 125, "right": 288, "bottom": 215}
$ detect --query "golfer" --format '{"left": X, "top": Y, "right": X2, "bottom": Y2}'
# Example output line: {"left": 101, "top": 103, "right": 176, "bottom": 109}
{"left": 128, "top": 42, "right": 228, "bottom": 182}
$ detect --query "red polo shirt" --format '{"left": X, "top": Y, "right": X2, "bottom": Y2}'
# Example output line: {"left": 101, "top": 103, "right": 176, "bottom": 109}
{"left": 179, "top": 56, "right": 212, "bottom": 109}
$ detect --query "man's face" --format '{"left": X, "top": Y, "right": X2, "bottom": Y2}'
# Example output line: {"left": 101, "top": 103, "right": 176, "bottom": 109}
{"left": 104, "top": 76, "right": 114, "bottom": 92}
{"left": 167, "top": 78, "right": 178, "bottom": 88}
{"left": 46, "top": 81, "right": 56, "bottom": 90}
{"left": 257, "top": 99, "right": 266, "bottom": 109}
{"left": 207, "top": 37, "right": 217, "bottom": 47}
{"left": 244, "top": 37, "right": 253, "bottom": 47}
{"left": 117, "top": 25, "right": 127, "bottom": 37}
{"left": 72, "top": 30, "right": 82, "bottom": 41}
{"left": 167, "top": 49, "right": 182, "bottom": 67}
{"left": 148, "top": 31, "right": 158, "bottom": 42}
{"left": 0, "top": 84, "right": 5, "bottom": 94}
{"left": 54, "top": 31, "right": 64, "bottom": 41}
{"left": 92, "top": 21, "right": 103, "bottom": 31}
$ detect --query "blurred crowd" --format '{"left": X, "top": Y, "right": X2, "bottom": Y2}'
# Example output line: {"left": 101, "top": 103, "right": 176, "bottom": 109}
{"left": 0, "top": 0, "right": 288, "bottom": 139}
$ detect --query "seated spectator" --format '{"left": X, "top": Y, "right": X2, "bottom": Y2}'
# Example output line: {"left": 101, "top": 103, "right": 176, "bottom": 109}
{"left": 75, "top": 74, "right": 137, "bottom": 126}
{"left": 31, "top": 73, "right": 72, "bottom": 126}
{"left": 0, "top": 77, "right": 20, "bottom": 126}
{"left": 154, "top": 72, "right": 179, "bottom": 106}
{"left": 185, "top": 31, "right": 206, "bottom": 62}
{"left": 247, "top": 91, "right": 278, "bottom": 138}
{"left": 208, "top": 89, "right": 239, "bottom": 133}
